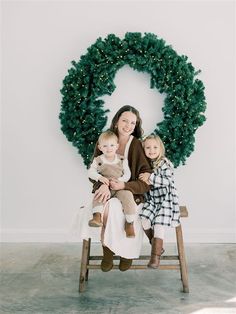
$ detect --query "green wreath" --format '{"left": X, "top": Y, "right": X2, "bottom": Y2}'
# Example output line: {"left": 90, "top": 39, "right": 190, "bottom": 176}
{"left": 59, "top": 32, "right": 206, "bottom": 168}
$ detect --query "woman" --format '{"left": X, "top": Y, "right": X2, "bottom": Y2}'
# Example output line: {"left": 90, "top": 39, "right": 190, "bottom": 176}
{"left": 91, "top": 105, "right": 152, "bottom": 272}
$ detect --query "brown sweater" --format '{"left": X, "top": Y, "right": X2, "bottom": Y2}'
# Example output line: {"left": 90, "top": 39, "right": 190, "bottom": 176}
{"left": 91, "top": 136, "right": 152, "bottom": 204}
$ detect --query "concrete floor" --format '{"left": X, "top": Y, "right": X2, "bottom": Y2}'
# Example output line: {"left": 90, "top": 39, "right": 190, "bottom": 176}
{"left": 0, "top": 243, "right": 236, "bottom": 314}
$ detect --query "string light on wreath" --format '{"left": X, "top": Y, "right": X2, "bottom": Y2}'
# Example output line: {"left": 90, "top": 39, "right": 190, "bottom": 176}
{"left": 59, "top": 32, "right": 206, "bottom": 168}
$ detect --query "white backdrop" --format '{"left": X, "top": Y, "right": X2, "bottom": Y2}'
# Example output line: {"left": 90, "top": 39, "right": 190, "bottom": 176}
{"left": 1, "top": 0, "right": 235, "bottom": 242}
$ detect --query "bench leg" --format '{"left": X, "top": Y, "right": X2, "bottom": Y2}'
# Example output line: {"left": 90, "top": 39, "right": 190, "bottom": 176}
{"left": 85, "top": 238, "right": 91, "bottom": 281}
{"left": 176, "top": 225, "right": 189, "bottom": 293}
{"left": 79, "top": 239, "right": 90, "bottom": 293}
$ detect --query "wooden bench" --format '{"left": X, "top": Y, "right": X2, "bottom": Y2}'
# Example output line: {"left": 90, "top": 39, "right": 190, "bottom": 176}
{"left": 79, "top": 206, "right": 189, "bottom": 293}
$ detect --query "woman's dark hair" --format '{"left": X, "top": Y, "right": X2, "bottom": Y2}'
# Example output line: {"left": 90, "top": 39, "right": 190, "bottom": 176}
{"left": 110, "top": 105, "right": 143, "bottom": 139}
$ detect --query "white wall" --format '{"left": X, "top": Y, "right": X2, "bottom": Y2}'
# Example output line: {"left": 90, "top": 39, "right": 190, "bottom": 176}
{"left": 1, "top": 0, "right": 235, "bottom": 242}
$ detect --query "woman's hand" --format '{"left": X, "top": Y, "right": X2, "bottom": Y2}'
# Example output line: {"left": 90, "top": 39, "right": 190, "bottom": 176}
{"left": 139, "top": 172, "right": 151, "bottom": 185}
{"left": 94, "top": 184, "right": 111, "bottom": 204}
{"left": 109, "top": 178, "right": 125, "bottom": 191}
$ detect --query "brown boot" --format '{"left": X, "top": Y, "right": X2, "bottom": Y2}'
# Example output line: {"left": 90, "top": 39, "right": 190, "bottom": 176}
{"left": 125, "top": 221, "right": 135, "bottom": 238}
{"left": 119, "top": 257, "right": 133, "bottom": 271}
{"left": 88, "top": 213, "right": 103, "bottom": 227}
{"left": 101, "top": 246, "right": 114, "bottom": 272}
{"left": 148, "top": 238, "right": 163, "bottom": 269}
{"left": 144, "top": 228, "right": 153, "bottom": 244}
{"left": 144, "top": 229, "right": 165, "bottom": 254}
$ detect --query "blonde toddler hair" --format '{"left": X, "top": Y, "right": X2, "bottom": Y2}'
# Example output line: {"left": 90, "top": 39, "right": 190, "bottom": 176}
{"left": 98, "top": 130, "right": 118, "bottom": 144}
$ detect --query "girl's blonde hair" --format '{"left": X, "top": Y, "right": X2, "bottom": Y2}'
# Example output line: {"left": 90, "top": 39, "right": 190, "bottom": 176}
{"left": 142, "top": 134, "right": 165, "bottom": 168}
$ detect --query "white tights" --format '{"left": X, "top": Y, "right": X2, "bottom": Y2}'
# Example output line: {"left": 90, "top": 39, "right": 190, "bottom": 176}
{"left": 141, "top": 218, "right": 165, "bottom": 240}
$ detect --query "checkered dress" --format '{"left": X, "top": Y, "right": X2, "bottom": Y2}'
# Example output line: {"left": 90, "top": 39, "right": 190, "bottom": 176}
{"left": 140, "top": 158, "right": 180, "bottom": 227}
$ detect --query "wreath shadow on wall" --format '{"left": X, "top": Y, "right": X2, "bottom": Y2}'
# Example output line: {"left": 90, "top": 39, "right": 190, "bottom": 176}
{"left": 59, "top": 32, "right": 206, "bottom": 168}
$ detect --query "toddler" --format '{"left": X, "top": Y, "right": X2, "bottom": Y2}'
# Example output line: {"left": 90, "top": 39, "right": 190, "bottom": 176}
{"left": 88, "top": 130, "right": 136, "bottom": 238}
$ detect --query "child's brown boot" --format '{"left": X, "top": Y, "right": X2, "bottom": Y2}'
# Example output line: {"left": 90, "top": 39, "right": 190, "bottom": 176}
{"left": 101, "top": 246, "right": 114, "bottom": 272}
{"left": 88, "top": 213, "right": 103, "bottom": 227}
{"left": 147, "top": 238, "right": 163, "bottom": 269}
{"left": 125, "top": 221, "right": 135, "bottom": 238}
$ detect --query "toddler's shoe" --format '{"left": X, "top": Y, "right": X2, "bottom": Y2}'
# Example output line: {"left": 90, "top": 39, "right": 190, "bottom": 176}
{"left": 125, "top": 221, "right": 135, "bottom": 238}
{"left": 88, "top": 213, "right": 103, "bottom": 227}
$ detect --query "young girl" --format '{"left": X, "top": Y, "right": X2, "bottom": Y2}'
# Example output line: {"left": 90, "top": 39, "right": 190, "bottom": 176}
{"left": 139, "top": 134, "right": 180, "bottom": 269}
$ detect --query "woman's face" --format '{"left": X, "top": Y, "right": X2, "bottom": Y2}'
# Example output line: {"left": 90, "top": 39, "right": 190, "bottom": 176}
{"left": 116, "top": 111, "right": 137, "bottom": 137}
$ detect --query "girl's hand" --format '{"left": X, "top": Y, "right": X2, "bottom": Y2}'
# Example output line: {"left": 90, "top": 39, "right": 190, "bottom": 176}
{"left": 139, "top": 172, "right": 151, "bottom": 185}
{"left": 98, "top": 176, "right": 110, "bottom": 186}
{"left": 94, "top": 184, "right": 111, "bottom": 204}
{"left": 109, "top": 178, "right": 125, "bottom": 191}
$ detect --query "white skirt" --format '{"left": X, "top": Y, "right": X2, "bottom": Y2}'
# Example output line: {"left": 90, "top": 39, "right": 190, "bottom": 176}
{"left": 69, "top": 198, "right": 144, "bottom": 259}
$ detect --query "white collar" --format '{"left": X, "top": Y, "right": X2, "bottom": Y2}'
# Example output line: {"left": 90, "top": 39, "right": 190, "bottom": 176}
{"left": 101, "top": 154, "right": 118, "bottom": 164}
{"left": 124, "top": 135, "right": 133, "bottom": 158}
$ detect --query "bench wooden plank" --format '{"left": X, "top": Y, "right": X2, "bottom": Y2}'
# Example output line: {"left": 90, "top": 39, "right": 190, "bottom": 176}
{"left": 87, "top": 264, "right": 180, "bottom": 270}
{"left": 89, "top": 255, "right": 179, "bottom": 261}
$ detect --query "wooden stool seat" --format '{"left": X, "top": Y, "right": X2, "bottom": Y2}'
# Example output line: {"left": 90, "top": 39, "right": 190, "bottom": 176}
{"left": 79, "top": 206, "right": 189, "bottom": 293}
